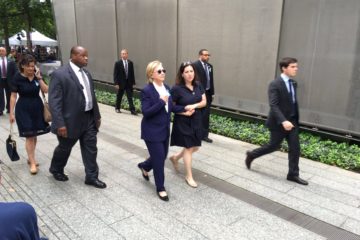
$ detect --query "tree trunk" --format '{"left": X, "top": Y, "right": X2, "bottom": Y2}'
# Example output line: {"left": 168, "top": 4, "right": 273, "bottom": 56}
{"left": 23, "top": 0, "right": 32, "bottom": 52}
{"left": 2, "top": 15, "right": 10, "bottom": 52}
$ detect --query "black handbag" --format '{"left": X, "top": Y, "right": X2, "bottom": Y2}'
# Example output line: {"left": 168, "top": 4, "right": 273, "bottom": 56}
{"left": 6, "top": 124, "right": 20, "bottom": 161}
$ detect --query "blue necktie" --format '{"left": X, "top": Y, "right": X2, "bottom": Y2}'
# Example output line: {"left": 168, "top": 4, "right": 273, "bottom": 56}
{"left": 289, "top": 80, "right": 296, "bottom": 117}
{"left": 288, "top": 80, "right": 293, "bottom": 103}
{"left": 204, "top": 63, "right": 210, "bottom": 90}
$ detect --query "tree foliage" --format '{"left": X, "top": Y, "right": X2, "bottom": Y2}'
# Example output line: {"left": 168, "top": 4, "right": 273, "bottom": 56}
{"left": 0, "top": 0, "right": 55, "bottom": 52}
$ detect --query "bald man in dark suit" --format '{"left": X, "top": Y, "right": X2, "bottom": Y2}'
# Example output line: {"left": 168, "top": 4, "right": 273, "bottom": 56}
{"left": 48, "top": 46, "right": 106, "bottom": 188}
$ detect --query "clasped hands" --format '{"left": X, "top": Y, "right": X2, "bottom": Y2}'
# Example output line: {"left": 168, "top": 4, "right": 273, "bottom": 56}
{"left": 160, "top": 95, "right": 196, "bottom": 116}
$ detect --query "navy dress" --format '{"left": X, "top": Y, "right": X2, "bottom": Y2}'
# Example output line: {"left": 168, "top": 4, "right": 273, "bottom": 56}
{"left": 0, "top": 202, "right": 42, "bottom": 240}
{"left": 170, "top": 83, "right": 204, "bottom": 148}
{"left": 12, "top": 73, "right": 50, "bottom": 137}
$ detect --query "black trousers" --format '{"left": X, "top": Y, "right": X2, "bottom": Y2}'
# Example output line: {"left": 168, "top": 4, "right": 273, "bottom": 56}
{"left": 0, "top": 78, "right": 10, "bottom": 113}
{"left": 139, "top": 138, "right": 169, "bottom": 192}
{"left": 201, "top": 90, "right": 212, "bottom": 138}
{"left": 115, "top": 87, "right": 135, "bottom": 111}
{"left": 249, "top": 124, "right": 300, "bottom": 177}
{"left": 49, "top": 111, "right": 99, "bottom": 180}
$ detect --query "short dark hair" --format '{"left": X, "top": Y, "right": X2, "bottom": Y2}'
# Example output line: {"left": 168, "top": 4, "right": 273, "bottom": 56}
{"left": 175, "top": 61, "right": 198, "bottom": 86}
{"left": 198, "top": 49, "right": 208, "bottom": 56}
{"left": 279, "top": 57, "right": 297, "bottom": 72}
{"left": 18, "top": 54, "right": 35, "bottom": 73}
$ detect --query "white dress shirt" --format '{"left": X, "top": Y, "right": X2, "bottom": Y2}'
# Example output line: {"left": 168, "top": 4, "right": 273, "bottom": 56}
{"left": 69, "top": 61, "right": 92, "bottom": 111}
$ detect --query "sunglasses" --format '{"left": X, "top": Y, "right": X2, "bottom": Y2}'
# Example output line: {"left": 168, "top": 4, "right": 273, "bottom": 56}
{"left": 156, "top": 69, "right": 166, "bottom": 74}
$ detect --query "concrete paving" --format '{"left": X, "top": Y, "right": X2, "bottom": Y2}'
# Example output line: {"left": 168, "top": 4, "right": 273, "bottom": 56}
{"left": 0, "top": 103, "right": 359, "bottom": 240}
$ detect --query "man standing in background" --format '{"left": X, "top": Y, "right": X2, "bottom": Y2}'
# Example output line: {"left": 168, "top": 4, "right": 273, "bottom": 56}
{"left": 113, "top": 49, "right": 137, "bottom": 115}
{"left": 194, "top": 49, "right": 215, "bottom": 143}
{"left": 0, "top": 47, "right": 17, "bottom": 115}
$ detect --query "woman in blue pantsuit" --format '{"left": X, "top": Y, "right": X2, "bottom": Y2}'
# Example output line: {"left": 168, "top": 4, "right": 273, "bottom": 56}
{"left": 138, "top": 60, "right": 190, "bottom": 201}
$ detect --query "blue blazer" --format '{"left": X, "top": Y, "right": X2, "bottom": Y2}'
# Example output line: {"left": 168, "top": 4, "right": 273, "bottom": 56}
{"left": 141, "top": 83, "right": 184, "bottom": 142}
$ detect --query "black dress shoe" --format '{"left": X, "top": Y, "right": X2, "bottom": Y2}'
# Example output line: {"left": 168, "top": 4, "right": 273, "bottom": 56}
{"left": 157, "top": 191, "right": 169, "bottom": 201}
{"left": 245, "top": 151, "right": 254, "bottom": 170}
{"left": 85, "top": 178, "right": 107, "bottom": 188}
{"left": 138, "top": 164, "right": 149, "bottom": 181}
{"left": 287, "top": 176, "right": 308, "bottom": 185}
{"left": 52, "top": 173, "right": 69, "bottom": 182}
{"left": 202, "top": 137, "right": 213, "bottom": 143}
{"left": 130, "top": 110, "right": 138, "bottom": 116}
{"left": 115, "top": 109, "right": 121, "bottom": 113}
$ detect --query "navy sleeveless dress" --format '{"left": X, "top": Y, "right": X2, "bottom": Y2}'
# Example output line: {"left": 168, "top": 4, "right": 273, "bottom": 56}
{"left": 12, "top": 73, "right": 50, "bottom": 137}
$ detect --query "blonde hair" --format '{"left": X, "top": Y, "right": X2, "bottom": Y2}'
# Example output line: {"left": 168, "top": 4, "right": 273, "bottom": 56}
{"left": 146, "top": 60, "right": 162, "bottom": 83}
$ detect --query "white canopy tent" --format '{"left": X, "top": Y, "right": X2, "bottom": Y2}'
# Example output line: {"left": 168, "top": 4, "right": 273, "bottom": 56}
{"left": 6, "top": 29, "right": 58, "bottom": 47}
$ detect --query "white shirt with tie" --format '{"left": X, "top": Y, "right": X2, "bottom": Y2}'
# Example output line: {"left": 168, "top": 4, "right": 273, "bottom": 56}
{"left": 0, "top": 57, "right": 7, "bottom": 78}
{"left": 69, "top": 61, "right": 92, "bottom": 111}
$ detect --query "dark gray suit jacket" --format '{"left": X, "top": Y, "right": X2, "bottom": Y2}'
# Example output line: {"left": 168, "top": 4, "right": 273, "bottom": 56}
{"left": 113, "top": 59, "right": 135, "bottom": 89}
{"left": 266, "top": 76, "right": 299, "bottom": 130}
{"left": 49, "top": 63, "right": 101, "bottom": 138}
{"left": 0, "top": 59, "right": 17, "bottom": 87}
{"left": 193, "top": 60, "right": 214, "bottom": 96}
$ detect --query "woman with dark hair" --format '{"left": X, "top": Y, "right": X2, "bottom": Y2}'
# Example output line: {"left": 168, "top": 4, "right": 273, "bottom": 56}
{"left": 9, "top": 54, "right": 50, "bottom": 174}
{"left": 169, "top": 62, "right": 207, "bottom": 188}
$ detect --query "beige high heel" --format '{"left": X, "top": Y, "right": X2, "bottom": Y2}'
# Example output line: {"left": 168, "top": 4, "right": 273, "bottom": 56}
{"left": 185, "top": 178, "right": 198, "bottom": 188}
{"left": 29, "top": 164, "right": 38, "bottom": 175}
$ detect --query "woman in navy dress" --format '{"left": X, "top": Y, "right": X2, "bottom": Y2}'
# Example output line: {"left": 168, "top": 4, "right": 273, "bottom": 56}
{"left": 9, "top": 54, "right": 50, "bottom": 174}
{"left": 169, "top": 62, "right": 207, "bottom": 188}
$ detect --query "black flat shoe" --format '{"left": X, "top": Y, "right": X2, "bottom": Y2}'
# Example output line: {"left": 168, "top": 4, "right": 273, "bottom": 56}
{"left": 85, "top": 178, "right": 107, "bottom": 188}
{"left": 115, "top": 109, "right": 121, "bottom": 113}
{"left": 130, "top": 110, "right": 138, "bottom": 115}
{"left": 157, "top": 191, "right": 169, "bottom": 201}
{"left": 245, "top": 151, "right": 254, "bottom": 170}
{"left": 202, "top": 137, "right": 213, "bottom": 143}
{"left": 52, "top": 172, "right": 69, "bottom": 182}
{"left": 286, "top": 176, "right": 308, "bottom": 185}
{"left": 138, "top": 164, "right": 149, "bottom": 181}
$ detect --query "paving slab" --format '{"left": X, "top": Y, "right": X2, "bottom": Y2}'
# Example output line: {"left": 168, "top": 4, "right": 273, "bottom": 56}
{"left": 0, "top": 103, "right": 359, "bottom": 239}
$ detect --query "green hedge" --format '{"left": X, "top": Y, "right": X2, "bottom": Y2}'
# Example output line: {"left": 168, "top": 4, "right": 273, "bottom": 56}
{"left": 96, "top": 89, "right": 360, "bottom": 172}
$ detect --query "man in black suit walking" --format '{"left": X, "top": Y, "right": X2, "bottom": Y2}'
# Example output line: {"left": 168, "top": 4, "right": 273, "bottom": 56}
{"left": 245, "top": 57, "right": 308, "bottom": 185}
{"left": 48, "top": 46, "right": 106, "bottom": 188}
{"left": 113, "top": 49, "right": 137, "bottom": 115}
{"left": 193, "top": 49, "right": 214, "bottom": 143}
{"left": 0, "top": 47, "right": 17, "bottom": 115}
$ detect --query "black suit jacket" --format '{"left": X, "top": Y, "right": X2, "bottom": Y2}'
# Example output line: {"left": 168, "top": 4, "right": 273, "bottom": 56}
{"left": 0, "top": 59, "right": 18, "bottom": 87}
{"left": 266, "top": 76, "right": 299, "bottom": 130}
{"left": 113, "top": 59, "right": 135, "bottom": 89}
{"left": 193, "top": 60, "right": 214, "bottom": 96}
{"left": 49, "top": 63, "right": 101, "bottom": 138}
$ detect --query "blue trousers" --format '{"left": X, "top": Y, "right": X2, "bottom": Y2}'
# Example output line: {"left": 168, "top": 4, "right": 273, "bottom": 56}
{"left": 140, "top": 138, "right": 169, "bottom": 192}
